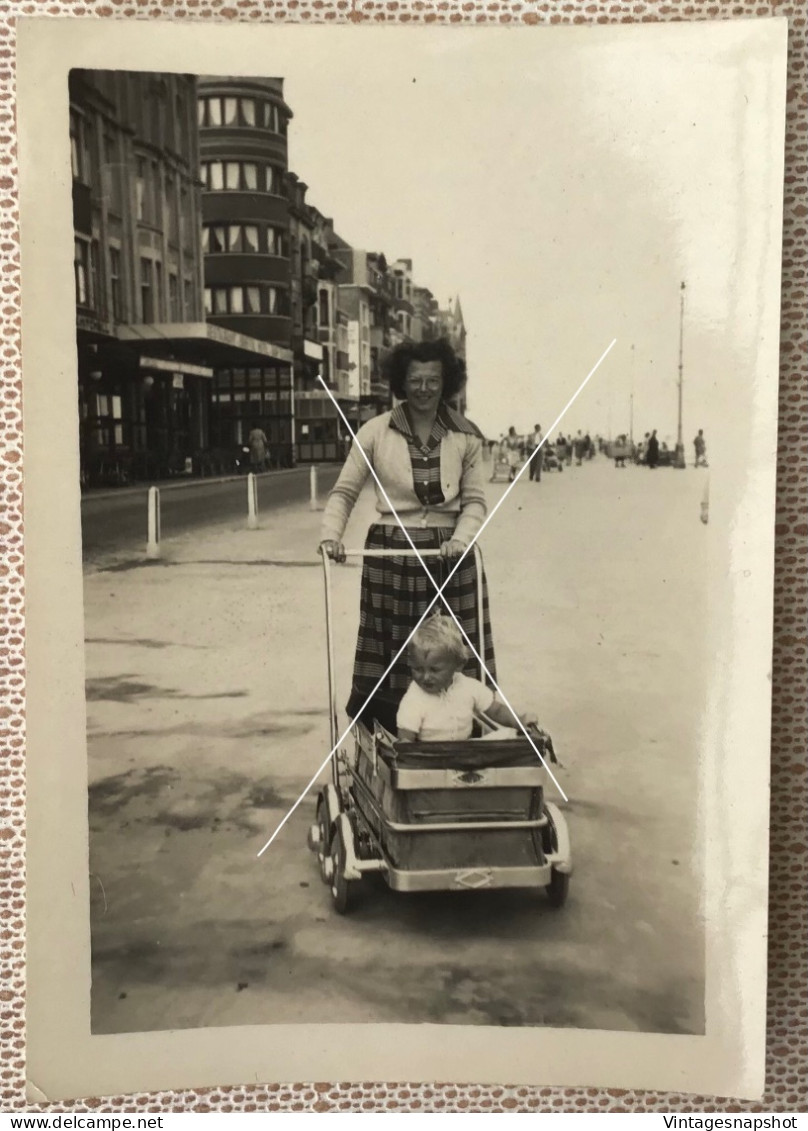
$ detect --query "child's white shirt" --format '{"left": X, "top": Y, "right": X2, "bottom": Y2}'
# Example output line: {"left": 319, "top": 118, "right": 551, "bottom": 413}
{"left": 397, "top": 673, "right": 495, "bottom": 742}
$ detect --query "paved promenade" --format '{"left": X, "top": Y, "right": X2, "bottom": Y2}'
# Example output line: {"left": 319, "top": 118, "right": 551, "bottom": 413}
{"left": 84, "top": 457, "right": 710, "bottom": 1035}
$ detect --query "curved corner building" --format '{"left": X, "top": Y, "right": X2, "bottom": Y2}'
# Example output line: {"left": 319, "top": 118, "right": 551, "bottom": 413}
{"left": 198, "top": 77, "right": 296, "bottom": 465}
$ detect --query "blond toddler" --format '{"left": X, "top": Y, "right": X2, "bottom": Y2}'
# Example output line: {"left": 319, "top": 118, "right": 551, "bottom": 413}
{"left": 396, "top": 616, "right": 538, "bottom": 743}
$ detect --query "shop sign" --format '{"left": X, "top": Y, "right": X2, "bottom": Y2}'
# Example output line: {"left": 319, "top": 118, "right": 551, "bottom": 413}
{"left": 172, "top": 374, "right": 184, "bottom": 389}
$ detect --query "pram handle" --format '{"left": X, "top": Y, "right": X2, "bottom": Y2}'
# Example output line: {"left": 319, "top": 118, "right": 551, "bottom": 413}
{"left": 337, "top": 548, "right": 446, "bottom": 558}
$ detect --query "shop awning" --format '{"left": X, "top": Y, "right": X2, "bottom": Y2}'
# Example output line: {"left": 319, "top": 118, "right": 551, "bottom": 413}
{"left": 117, "top": 322, "right": 294, "bottom": 370}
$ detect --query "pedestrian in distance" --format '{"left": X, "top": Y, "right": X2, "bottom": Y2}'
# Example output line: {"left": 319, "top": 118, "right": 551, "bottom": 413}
{"left": 248, "top": 424, "right": 269, "bottom": 472}
{"left": 646, "top": 429, "right": 660, "bottom": 469}
{"left": 528, "top": 422, "right": 544, "bottom": 482}
{"left": 574, "top": 430, "right": 585, "bottom": 466}
{"left": 504, "top": 426, "right": 523, "bottom": 482}
{"left": 693, "top": 429, "right": 709, "bottom": 468}
{"left": 319, "top": 337, "right": 497, "bottom": 734}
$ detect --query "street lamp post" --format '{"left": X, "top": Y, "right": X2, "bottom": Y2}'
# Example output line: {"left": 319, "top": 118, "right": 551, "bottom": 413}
{"left": 629, "top": 342, "right": 635, "bottom": 447}
{"left": 675, "top": 281, "right": 686, "bottom": 469}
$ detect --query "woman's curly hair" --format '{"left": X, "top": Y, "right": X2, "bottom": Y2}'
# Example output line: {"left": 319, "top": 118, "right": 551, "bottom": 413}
{"left": 384, "top": 338, "right": 467, "bottom": 402}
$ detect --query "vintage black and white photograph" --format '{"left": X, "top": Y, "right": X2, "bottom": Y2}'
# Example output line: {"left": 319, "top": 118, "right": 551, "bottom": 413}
{"left": 19, "top": 17, "right": 785, "bottom": 1098}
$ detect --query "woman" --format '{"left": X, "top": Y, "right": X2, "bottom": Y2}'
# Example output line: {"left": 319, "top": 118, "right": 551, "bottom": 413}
{"left": 503, "top": 426, "right": 523, "bottom": 482}
{"left": 319, "top": 339, "right": 496, "bottom": 732}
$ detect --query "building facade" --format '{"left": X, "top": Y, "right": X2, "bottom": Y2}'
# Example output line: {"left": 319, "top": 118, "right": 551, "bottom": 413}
{"left": 72, "top": 69, "right": 208, "bottom": 485}
{"left": 72, "top": 69, "right": 293, "bottom": 486}
{"left": 198, "top": 76, "right": 297, "bottom": 465}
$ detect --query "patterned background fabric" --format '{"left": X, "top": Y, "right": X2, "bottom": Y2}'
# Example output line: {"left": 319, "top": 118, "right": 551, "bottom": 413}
{"left": 0, "top": 0, "right": 805, "bottom": 1112}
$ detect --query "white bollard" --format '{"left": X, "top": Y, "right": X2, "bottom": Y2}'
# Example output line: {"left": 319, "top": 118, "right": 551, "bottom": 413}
{"left": 700, "top": 476, "right": 710, "bottom": 525}
{"left": 247, "top": 472, "right": 258, "bottom": 530}
{"left": 309, "top": 464, "right": 318, "bottom": 511}
{"left": 146, "top": 486, "right": 161, "bottom": 559}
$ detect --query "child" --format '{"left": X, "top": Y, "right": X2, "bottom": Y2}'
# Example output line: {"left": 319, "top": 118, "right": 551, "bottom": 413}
{"left": 396, "top": 615, "right": 539, "bottom": 742}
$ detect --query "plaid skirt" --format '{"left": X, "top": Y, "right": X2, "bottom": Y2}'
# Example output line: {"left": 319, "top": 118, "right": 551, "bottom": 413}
{"left": 346, "top": 524, "right": 497, "bottom": 731}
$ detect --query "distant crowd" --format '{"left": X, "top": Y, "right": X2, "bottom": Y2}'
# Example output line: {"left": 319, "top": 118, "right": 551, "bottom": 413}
{"left": 489, "top": 426, "right": 709, "bottom": 478}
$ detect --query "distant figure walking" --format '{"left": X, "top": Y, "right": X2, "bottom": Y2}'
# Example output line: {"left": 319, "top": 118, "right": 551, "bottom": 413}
{"left": 574, "top": 430, "right": 585, "bottom": 466}
{"left": 646, "top": 429, "right": 660, "bottom": 469}
{"left": 248, "top": 425, "right": 269, "bottom": 472}
{"left": 613, "top": 434, "right": 629, "bottom": 469}
{"left": 528, "top": 422, "right": 543, "bottom": 482}
{"left": 693, "top": 429, "right": 708, "bottom": 467}
{"left": 504, "top": 426, "right": 523, "bottom": 482}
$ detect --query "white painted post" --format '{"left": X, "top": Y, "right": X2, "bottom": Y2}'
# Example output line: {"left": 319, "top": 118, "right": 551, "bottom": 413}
{"left": 309, "top": 464, "right": 318, "bottom": 511}
{"left": 146, "top": 486, "right": 161, "bottom": 559}
{"left": 700, "top": 476, "right": 710, "bottom": 525}
{"left": 247, "top": 472, "right": 258, "bottom": 530}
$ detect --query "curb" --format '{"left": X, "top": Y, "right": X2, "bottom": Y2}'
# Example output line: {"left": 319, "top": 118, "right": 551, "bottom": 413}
{"left": 81, "top": 464, "right": 336, "bottom": 504}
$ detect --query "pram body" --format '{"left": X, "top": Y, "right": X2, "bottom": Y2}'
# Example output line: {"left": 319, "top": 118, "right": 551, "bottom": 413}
{"left": 308, "top": 547, "right": 573, "bottom": 913}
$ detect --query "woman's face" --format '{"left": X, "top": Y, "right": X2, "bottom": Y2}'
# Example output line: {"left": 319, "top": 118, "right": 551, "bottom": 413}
{"left": 404, "top": 360, "right": 444, "bottom": 414}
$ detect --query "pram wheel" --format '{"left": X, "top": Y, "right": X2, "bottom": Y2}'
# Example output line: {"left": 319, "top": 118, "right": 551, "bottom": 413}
{"left": 546, "top": 868, "right": 570, "bottom": 908}
{"left": 314, "top": 795, "right": 332, "bottom": 884}
{"left": 330, "top": 816, "right": 360, "bottom": 915}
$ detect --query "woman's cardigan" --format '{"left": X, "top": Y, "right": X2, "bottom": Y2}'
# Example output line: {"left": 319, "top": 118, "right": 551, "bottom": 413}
{"left": 320, "top": 408, "right": 488, "bottom": 549}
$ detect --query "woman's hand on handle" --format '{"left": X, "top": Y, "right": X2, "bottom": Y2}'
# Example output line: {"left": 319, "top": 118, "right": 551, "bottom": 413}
{"left": 439, "top": 538, "right": 467, "bottom": 560}
{"left": 319, "top": 539, "right": 346, "bottom": 563}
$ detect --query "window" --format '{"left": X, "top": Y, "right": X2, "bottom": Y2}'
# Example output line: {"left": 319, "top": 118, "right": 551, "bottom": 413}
{"left": 225, "top": 162, "right": 240, "bottom": 190}
{"left": 264, "top": 102, "right": 279, "bottom": 132}
{"left": 203, "top": 223, "right": 260, "bottom": 253}
{"left": 184, "top": 277, "right": 193, "bottom": 312}
{"left": 165, "top": 175, "right": 178, "bottom": 243}
{"left": 109, "top": 246, "right": 122, "bottom": 321}
{"left": 319, "top": 290, "right": 329, "bottom": 327}
{"left": 206, "top": 161, "right": 224, "bottom": 191}
{"left": 200, "top": 96, "right": 259, "bottom": 128}
{"left": 136, "top": 158, "right": 146, "bottom": 221}
{"left": 140, "top": 258, "right": 153, "bottom": 322}
{"left": 206, "top": 285, "right": 285, "bottom": 315}
{"left": 267, "top": 287, "right": 290, "bottom": 316}
{"left": 70, "top": 111, "right": 82, "bottom": 179}
{"left": 231, "top": 224, "right": 259, "bottom": 253}
{"left": 154, "top": 261, "right": 163, "bottom": 319}
{"left": 223, "top": 97, "right": 238, "bottom": 126}
{"left": 103, "top": 134, "right": 122, "bottom": 213}
{"left": 265, "top": 166, "right": 279, "bottom": 194}
{"left": 74, "top": 239, "right": 90, "bottom": 306}
{"left": 266, "top": 228, "right": 288, "bottom": 256}
{"left": 90, "top": 239, "right": 100, "bottom": 314}
{"left": 243, "top": 163, "right": 258, "bottom": 191}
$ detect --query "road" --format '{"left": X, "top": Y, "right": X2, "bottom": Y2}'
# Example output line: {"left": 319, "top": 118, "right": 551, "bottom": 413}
{"left": 81, "top": 465, "right": 341, "bottom": 566}
{"left": 84, "top": 456, "right": 710, "bottom": 1035}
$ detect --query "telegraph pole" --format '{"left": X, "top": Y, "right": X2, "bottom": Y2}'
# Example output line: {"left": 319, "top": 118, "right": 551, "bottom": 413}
{"left": 675, "top": 281, "right": 686, "bottom": 469}
{"left": 629, "top": 343, "right": 635, "bottom": 446}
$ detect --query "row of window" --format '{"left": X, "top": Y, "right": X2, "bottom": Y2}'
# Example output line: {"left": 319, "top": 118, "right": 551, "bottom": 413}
{"left": 75, "top": 236, "right": 194, "bottom": 323}
{"left": 71, "top": 109, "right": 193, "bottom": 247}
{"left": 197, "top": 96, "right": 287, "bottom": 135}
{"left": 202, "top": 223, "right": 290, "bottom": 257}
{"left": 200, "top": 160, "right": 282, "bottom": 194}
{"left": 204, "top": 285, "right": 290, "bottom": 317}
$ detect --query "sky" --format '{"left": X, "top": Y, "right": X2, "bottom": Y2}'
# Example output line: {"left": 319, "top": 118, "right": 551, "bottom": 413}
{"left": 283, "top": 25, "right": 779, "bottom": 444}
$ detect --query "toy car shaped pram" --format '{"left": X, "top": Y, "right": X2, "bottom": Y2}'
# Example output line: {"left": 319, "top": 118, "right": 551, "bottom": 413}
{"left": 308, "top": 546, "right": 573, "bottom": 913}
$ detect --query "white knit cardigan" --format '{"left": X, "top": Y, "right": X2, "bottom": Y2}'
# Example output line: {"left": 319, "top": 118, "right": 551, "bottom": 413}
{"left": 319, "top": 410, "right": 488, "bottom": 548}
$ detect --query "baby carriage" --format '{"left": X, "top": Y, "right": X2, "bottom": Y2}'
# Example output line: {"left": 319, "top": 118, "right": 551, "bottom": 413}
{"left": 308, "top": 546, "right": 573, "bottom": 913}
